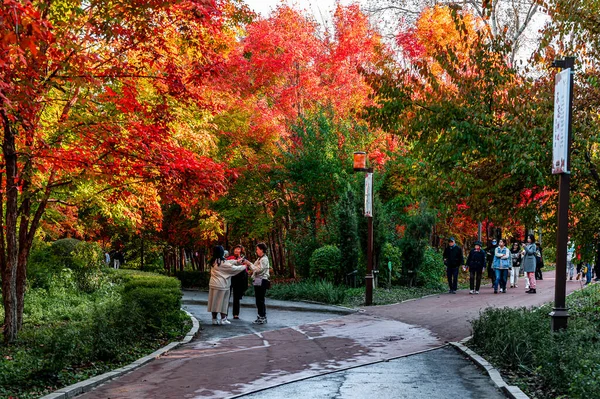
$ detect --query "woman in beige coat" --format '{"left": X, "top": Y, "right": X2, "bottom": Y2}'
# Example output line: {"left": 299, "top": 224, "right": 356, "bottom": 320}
{"left": 208, "top": 245, "right": 247, "bottom": 325}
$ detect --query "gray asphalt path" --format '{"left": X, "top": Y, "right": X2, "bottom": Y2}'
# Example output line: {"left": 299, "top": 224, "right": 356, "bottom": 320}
{"left": 182, "top": 302, "right": 343, "bottom": 341}
{"left": 239, "top": 347, "right": 505, "bottom": 399}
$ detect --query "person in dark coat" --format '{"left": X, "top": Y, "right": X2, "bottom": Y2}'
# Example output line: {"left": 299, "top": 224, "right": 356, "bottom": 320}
{"left": 443, "top": 237, "right": 464, "bottom": 294}
{"left": 485, "top": 239, "right": 498, "bottom": 286}
{"left": 466, "top": 241, "right": 486, "bottom": 294}
{"left": 227, "top": 245, "right": 248, "bottom": 320}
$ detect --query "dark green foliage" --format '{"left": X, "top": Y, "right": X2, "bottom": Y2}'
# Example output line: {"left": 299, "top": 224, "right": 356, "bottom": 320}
{"left": 0, "top": 270, "right": 187, "bottom": 398}
{"left": 267, "top": 280, "right": 348, "bottom": 304}
{"left": 28, "top": 239, "right": 105, "bottom": 292}
{"left": 470, "top": 284, "right": 600, "bottom": 399}
{"left": 399, "top": 206, "right": 436, "bottom": 286}
{"left": 381, "top": 242, "right": 402, "bottom": 286}
{"left": 265, "top": 280, "right": 445, "bottom": 307}
{"left": 416, "top": 247, "right": 445, "bottom": 289}
{"left": 337, "top": 187, "right": 360, "bottom": 279}
{"left": 309, "top": 245, "right": 342, "bottom": 283}
{"left": 287, "top": 224, "right": 320, "bottom": 278}
{"left": 174, "top": 270, "right": 210, "bottom": 289}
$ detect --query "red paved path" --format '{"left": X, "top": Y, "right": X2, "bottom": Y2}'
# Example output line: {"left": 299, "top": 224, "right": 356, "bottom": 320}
{"left": 79, "top": 270, "right": 582, "bottom": 399}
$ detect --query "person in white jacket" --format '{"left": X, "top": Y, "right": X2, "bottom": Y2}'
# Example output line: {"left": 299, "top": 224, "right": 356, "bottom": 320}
{"left": 207, "top": 245, "right": 247, "bottom": 325}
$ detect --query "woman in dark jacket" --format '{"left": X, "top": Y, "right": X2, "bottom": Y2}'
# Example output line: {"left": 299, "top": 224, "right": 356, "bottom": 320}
{"left": 227, "top": 245, "right": 248, "bottom": 320}
{"left": 466, "top": 241, "right": 487, "bottom": 294}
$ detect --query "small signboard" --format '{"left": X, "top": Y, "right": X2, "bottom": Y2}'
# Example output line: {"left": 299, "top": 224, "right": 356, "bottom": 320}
{"left": 552, "top": 68, "right": 571, "bottom": 174}
{"left": 364, "top": 172, "right": 373, "bottom": 217}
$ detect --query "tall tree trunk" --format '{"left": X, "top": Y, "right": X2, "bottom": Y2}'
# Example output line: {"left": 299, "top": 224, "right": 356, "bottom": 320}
{"left": 2, "top": 113, "right": 19, "bottom": 343}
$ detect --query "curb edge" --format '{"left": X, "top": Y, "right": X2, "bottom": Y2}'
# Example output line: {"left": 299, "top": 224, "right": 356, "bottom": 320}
{"left": 40, "top": 308, "right": 200, "bottom": 399}
{"left": 449, "top": 338, "right": 530, "bottom": 399}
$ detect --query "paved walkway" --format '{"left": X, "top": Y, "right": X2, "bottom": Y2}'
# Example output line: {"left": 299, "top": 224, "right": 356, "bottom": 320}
{"left": 79, "top": 270, "right": 583, "bottom": 399}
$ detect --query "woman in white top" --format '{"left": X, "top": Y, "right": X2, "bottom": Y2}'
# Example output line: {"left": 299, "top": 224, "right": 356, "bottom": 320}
{"left": 207, "top": 245, "right": 247, "bottom": 325}
{"left": 243, "top": 242, "right": 270, "bottom": 325}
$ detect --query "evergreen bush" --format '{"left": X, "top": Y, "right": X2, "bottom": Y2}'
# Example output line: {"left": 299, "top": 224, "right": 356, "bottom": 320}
{"left": 309, "top": 245, "right": 342, "bottom": 283}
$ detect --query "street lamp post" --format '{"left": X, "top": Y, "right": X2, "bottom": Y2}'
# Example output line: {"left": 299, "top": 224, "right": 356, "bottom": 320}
{"left": 549, "top": 57, "right": 575, "bottom": 331}
{"left": 353, "top": 152, "right": 374, "bottom": 306}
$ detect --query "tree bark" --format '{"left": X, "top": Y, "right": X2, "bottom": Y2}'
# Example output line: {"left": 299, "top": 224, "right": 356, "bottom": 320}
{"left": 2, "top": 112, "right": 19, "bottom": 343}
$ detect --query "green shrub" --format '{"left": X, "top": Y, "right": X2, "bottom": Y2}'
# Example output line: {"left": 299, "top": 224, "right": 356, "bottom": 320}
{"left": 381, "top": 242, "right": 402, "bottom": 286}
{"left": 0, "top": 269, "right": 187, "bottom": 397}
{"left": 267, "top": 280, "right": 348, "bottom": 304}
{"left": 309, "top": 245, "right": 342, "bottom": 283}
{"left": 470, "top": 284, "right": 600, "bottom": 399}
{"left": 28, "top": 238, "right": 106, "bottom": 292}
{"left": 416, "top": 247, "right": 445, "bottom": 289}
{"left": 398, "top": 206, "right": 436, "bottom": 286}
{"left": 119, "top": 271, "right": 183, "bottom": 335}
{"left": 174, "top": 270, "right": 210, "bottom": 289}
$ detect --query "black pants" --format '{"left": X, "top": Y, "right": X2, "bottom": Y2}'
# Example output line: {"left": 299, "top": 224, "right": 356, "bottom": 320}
{"left": 254, "top": 285, "right": 267, "bottom": 317}
{"left": 232, "top": 290, "right": 243, "bottom": 317}
{"left": 470, "top": 269, "right": 482, "bottom": 291}
{"left": 446, "top": 267, "right": 458, "bottom": 291}
{"left": 487, "top": 264, "right": 496, "bottom": 284}
{"left": 535, "top": 265, "right": 543, "bottom": 280}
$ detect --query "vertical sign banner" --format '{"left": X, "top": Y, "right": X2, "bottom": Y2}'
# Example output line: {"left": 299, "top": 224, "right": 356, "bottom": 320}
{"left": 364, "top": 172, "right": 373, "bottom": 217}
{"left": 553, "top": 68, "right": 571, "bottom": 174}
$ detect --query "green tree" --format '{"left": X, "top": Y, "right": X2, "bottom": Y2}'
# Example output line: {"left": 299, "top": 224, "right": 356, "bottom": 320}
{"left": 337, "top": 187, "right": 360, "bottom": 281}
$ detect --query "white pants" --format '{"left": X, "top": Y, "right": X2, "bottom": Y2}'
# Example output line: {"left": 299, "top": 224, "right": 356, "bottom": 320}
{"left": 510, "top": 267, "right": 520, "bottom": 286}
{"left": 114, "top": 259, "right": 120, "bottom": 269}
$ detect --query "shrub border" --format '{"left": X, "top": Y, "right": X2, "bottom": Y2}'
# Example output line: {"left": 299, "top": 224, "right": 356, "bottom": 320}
{"left": 40, "top": 309, "right": 200, "bottom": 399}
{"left": 450, "top": 337, "right": 530, "bottom": 399}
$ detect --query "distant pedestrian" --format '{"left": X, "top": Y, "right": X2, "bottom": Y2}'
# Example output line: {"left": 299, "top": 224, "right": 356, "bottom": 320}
{"left": 493, "top": 239, "right": 511, "bottom": 294}
{"left": 567, "top": 241, "right": 576, "bottom": 280}
{"left": 522, "top": 234, "right": 537, "bottom": 294}
{"left": 443, "top": 237, "right": 463, "bottom": 294}
{"left": 208, "top": 245, "right": 247, "bottom": 325}
{"left": 113, "top": 250, "right": 125, "bottom": 269}
{"left": 535, "top": 244, "right": 544, "bottom": 280}
{"left": 485, "top": 239, "right": 498, "bottom": 287}
{"left": 243, "top": 243, "right": 270, "bottom": 324}
{"left": 104, "top": 252, "right": 111, "bottom": 266}
{"left": 585, "top": 262, "right": 593, "bottom": 285}
{"left": 509, "top": 242, "right": 522, "bottom": 288}
{"left": 227, "top": 245, "right": 248, "bottom": 320}
{"left": 466, "top": 241, "right": 486, "bottom": 294}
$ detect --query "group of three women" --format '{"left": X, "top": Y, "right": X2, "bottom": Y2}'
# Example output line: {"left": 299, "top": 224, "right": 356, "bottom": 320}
{"left": 467, "top": 234, "right": 538, "bottom": 294}
{"left": 207, "top": 243, "right": 270, "bottom": 325}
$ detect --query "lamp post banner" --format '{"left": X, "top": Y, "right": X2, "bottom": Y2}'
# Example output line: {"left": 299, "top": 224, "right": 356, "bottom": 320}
{"left": 553, "top": 68, "right": 571, "bottom": 174}
{"left": 364, "top": 172, "right": 373, "bottom": 217}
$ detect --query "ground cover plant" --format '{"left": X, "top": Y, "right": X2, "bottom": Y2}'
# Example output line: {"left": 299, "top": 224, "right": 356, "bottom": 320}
{"left": 469, "top": 283, "right": 600, "bottom": 399}
{"left": 258, "top": 279, "right": 446, "bottom": 307}
{"left": 0, "top": 269, "right": 189, "bottom": 399}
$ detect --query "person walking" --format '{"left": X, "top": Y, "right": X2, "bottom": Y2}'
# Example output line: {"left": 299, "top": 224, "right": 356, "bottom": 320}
{"left": 567, "top": 241, "right": 576, "bottom": 280}
{"left": 522, "top": 234, "right": 537, "bottom": 294}
{"left": 535, "top": 244, "right": 544, "bottom": 280}
{"left": 443, "top": 237, "right": 463, "bottom": 294}
{"left": 227, "top": 245, "right": 248, "bottom": 320}
{"left": 493, "top": 239, "right": 511, "bottom": 294}
{"left": 510, "top": 242, "right": 522, "bottom": 288}
{"left": 485, "top": 239, "right": 498, "bottom": 287}
{"left": 466, "top": 240, "right": 486, "bottom": 294}
{"left": 243, "top": 243, "right": 270, "bottom": 324}
{"left": 208, "top": 245, "right": 247, "bottom": 325}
